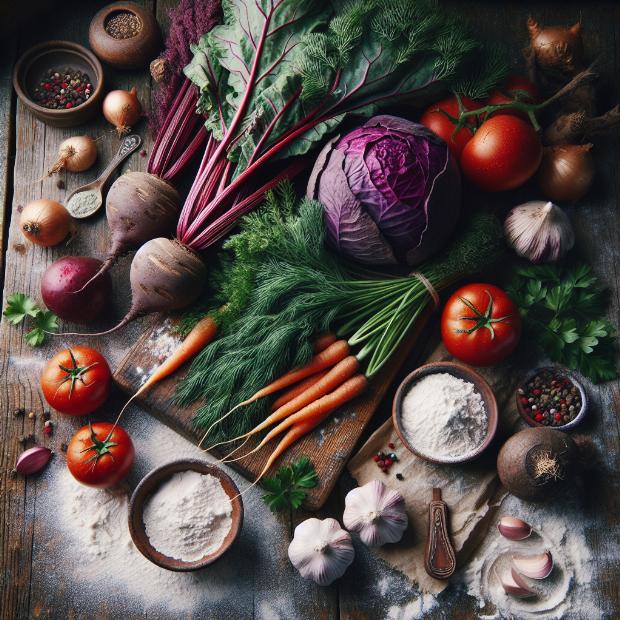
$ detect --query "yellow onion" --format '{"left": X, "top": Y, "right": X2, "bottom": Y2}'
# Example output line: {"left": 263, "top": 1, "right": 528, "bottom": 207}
{"left": 103, "top": 87, "right": 143, "bottom": 136}
{"left": 538, "top": 144, "right": 594, "bottom": 203}
{"left": 20, "top": 199, "right": 72, "bottom": 247}
{"left": 48, "top": 136, "right": 97, "bottom": 175}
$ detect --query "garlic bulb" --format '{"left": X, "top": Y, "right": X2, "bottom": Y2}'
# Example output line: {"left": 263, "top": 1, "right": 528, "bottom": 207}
{"left": 343, "top": 480, "right": 408, "bottom": 546}
{"left": 288, "top": 518, "right": 354, "bottom": 586}
{"left": 504, "top": 201, "right": 574, "bottom": 263}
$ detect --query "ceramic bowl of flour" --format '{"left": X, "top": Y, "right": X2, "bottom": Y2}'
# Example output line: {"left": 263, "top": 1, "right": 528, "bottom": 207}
{"left": 392, "top": 362, "right": 498, "bottom": 464}
{"left": 128, "top": 459, "right": 243, "bottom": 571}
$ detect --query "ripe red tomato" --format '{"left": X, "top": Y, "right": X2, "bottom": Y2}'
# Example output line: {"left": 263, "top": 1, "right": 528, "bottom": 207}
{"left": 460, "top": 115, "right": 542, "bottom": 192}
{"left": 41, "top": 346, "right": 111, "bottom": 416}
{"left": 67, "top": 422, "right": 134, "bottom": 488}
{"left": 441, "top": 283, "right": 521, "bottom": 366}
{"left": 486, "top": 75, "right": 539, "bottom": 119}
{"left": 420, "top": 96, "right": 479, "bottom": 160}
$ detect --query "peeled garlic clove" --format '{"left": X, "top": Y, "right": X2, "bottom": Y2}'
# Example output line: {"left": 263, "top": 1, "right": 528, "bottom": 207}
{"left": 504, "top": 201, "right": 574, "bottom": 263}
{"left": 512, "top": 549, "right": 553, "bottom": 579}
{"left": 288, "top": 517, "right": 354, "bottom": 586}
{"left": 15, "top": 446, "right": 52, "bottom": 475}
{"left": 501, "top": 567, "right": 537, "bottom": 598}
{"left": 497, "top": 516, "right": 532, "bottom": 541}
{"left": 343, "top": 479, "right": 408, "bottom": 547}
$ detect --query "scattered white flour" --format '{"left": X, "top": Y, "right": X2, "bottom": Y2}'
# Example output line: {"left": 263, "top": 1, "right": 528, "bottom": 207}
{"left": 386, "top": 593, "right": 438, "bottom": 620}
{"left": 464, "top": 494, "right": 601, "bottom": 619}
{"left": 400, "top": 372, "right": 487, "bottom": 459}
{"left": 143, "top": 470, "right": 232, "bottom": 562}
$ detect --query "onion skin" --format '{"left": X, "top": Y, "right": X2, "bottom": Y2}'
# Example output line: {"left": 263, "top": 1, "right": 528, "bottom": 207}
{"left": 538, "top": 144, "right": 594, "bottom": 203}
{"left": 103, "top": 87, "right": 142, "bottom": 136}
{"left": 20, "top": 199, "right": 72, "bottom": 247}
{"left": 527, "top": 18, "right": 584, "bottom": 75}
{"left": 49, "top": 136, "right": 97, "bottom": 175}
{"left": 497, "top": 427, "right": 579, "bottom": 501}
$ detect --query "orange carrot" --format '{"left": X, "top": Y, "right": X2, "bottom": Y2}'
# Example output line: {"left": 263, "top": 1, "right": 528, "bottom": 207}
{"left": 226, "top": 374, "right": 367, "bottom": 464}
{"left": 199, "top": 339, "right": 351, "bottom": 445}
{"left": 270, "top": 370, "right": 328, "bottom": 411}
{"left": 113, "top": 316, "right": 217, "bottom": 427}
{"left": 313, "top": 332, "right": 338, "bottom": 352}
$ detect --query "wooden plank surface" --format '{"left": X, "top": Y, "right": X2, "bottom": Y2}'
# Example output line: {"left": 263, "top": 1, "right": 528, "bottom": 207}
{"left": 113, "top": 310, "right": 433, "bottom": 511}
{"left": 0, "top": 1, "right": 618, "bottom": 619}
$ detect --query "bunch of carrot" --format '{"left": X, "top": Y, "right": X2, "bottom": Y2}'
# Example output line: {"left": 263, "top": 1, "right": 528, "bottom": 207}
{"left": 203, "top": 332, "right": 368, "bottom": 484}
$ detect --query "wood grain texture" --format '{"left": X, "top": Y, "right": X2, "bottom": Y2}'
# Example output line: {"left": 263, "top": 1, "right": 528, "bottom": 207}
{"left": 0, "top": 1, "right": 618, "bottom": 619}
{"left": 113, "top": 311, "right": 433, "bottom": 511}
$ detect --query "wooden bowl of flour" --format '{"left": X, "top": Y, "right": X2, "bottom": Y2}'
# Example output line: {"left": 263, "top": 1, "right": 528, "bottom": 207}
{"left": 392, "top": 362, "right": 498, "bottom": 464}
{"left": 128, "top": 459, "right": 243, "bottom": 571}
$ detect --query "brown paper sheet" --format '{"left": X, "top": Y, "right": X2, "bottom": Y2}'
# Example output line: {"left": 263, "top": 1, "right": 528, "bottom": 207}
{"left": 348, "top": 345, "right": 522, "bottom": 594}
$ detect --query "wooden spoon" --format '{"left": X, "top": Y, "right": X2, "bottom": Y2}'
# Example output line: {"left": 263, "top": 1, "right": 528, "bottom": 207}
{"left": 65, "top": 133, "right": 142, "bottom": 218}
{"left": 424, "top": 488, "right": 456, "bottom": 580}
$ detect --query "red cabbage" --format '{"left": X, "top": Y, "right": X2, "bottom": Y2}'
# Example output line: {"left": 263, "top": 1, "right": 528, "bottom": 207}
{"left": 307, "top": 115, "right": 461, "bottom": 266}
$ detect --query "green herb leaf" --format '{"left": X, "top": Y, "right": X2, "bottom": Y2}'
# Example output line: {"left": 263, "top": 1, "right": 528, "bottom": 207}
{"left": 509, "top": 263, "right": 618, "bottom": 384}
{"left": 25, "top": 311, "right": 59, "bottom": 347}
{"left": 261, "top": 456, "right": 318, "bottom": 512}
{"left": 3, "top": 293, "right": 40, "bottom": 325}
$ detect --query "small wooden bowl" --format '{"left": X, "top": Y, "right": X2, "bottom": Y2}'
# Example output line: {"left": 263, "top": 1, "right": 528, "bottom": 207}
{"left": 89, "top": 2, "right": 162, "bottom": 70}
{"left": 13, "top": 41, "right": 104, "bottom": 127}
{"left": 128, "top": 459, "right": 243, "bottom": 571}
{"left": 516, "top": 366, "right": 588, "bottom": 430}
{"left": 392, "top": 362, "right": 498, "bottom": 464}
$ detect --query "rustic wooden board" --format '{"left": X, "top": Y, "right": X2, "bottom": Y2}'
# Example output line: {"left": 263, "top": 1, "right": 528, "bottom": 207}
{"left": 114, "top": 311, "right": 433, "bottom": 511}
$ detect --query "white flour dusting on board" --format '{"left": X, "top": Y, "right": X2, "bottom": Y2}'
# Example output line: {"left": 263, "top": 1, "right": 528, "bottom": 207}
{"left": 465, "top": 494, "right": 601, "bottom": 619}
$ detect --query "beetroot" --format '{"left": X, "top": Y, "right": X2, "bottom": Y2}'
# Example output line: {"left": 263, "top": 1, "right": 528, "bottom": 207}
{"left": 41, "top": 257, "right": 112, "bottom": 324}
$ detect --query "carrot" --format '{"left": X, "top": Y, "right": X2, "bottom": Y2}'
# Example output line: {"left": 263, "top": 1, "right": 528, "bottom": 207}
{"left": 313, "top": 332, "right": 338, "bottom": 352}
{"left": 270, "top": 370, "right": 328, "bottom": 411}
{"left": 113, "top": 316, "right": 217, "bottom": 428}
{"left": 198, "top": 338, "right": 350, "bottom": 446}
{"left": 225, "top": 374, "right": 367, "bottom": 464}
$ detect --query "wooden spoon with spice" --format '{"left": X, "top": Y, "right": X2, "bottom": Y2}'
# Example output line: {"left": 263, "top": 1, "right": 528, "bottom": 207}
{"left": 424, "top": 488, "right": 456, "bottom": 580}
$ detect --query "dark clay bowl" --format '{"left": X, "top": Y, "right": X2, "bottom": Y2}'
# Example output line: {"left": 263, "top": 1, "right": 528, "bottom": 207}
{"left": 392, "top": 362, "right": 498, "bottom": 464}
{"left": 13, "top": 41, "right": 104, "bottom": 127}
{"left": 128, "top": 459, "right": 243, "bottom": 572}
{"left": 89, "top": 2, "right": 162, "bottom": 70}
{"left": 516, "top": 366, "right": 588, "bottom": 430}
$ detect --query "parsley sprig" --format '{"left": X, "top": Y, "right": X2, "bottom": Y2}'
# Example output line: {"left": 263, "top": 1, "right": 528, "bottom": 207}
{"left": 508, "top": 263, "right": 618, "bottom": 383}
{"left": 3, "top": 293, "right": 58, "bottom": 346}
{"left": 262, "top": 456, "right": 318, "bottom": 512}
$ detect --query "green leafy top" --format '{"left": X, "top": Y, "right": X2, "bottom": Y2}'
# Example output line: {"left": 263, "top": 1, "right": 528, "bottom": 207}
{"left": 3, "top": 293, "right": 58, "bottom": 347}
{"left": 507, "top": 263, "right": 618, "bottom": 383}
{"left": 185, "top": 0, "right": 506, "bottom": 174}
{"left": 262, "top": 456, "right": 318, "bottom": 511}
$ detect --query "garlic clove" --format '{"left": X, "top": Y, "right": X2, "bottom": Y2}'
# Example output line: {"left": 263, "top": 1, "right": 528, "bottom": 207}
{"left": 15, "top": 446, "right": 52, "bottom": 475}
{"left": 288, "top": 517, "right": 354, "bottom": 586}
{"left": 512, "top": 549, "right": 554, "bottom": 579}
{"left": 497, "top": 516, "right": 533, "bottom": 541}
{"left": 504, "top": 200, "right": 574, "bottom": 263}
{"left": 343, "top": 480, "right": 408, "bottom": 547}
{"left": 501, "top": 567, "right": 538, "bottom": 598}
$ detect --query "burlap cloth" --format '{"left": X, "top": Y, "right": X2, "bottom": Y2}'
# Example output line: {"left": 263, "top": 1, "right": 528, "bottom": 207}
{"left": 348, "top": 345, "right": 522, "bottom": 594}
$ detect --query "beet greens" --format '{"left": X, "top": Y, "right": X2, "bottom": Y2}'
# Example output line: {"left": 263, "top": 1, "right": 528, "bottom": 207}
{"left": 176, "top": 0, "right": 505, "bottom": 250}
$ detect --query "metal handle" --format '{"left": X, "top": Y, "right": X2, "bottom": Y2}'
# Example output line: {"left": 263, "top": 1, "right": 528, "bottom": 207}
{"left": 96, "top": 134, "right": 142, "bottom": 188}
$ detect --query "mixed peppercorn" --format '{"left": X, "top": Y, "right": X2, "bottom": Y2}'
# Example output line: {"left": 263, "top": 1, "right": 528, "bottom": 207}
{"left": 33, "top": 68, "right": 92, "bottom": 110}
{"left": 518, "top": 368, "right": 583, "bottom": 427}
{"left": 372, "top": 442, "right": 404, "bottom": 477}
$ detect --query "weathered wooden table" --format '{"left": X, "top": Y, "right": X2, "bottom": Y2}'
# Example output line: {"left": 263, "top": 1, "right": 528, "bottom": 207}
{"left": 1, "top": 1, "right": 618, "bottom": 618}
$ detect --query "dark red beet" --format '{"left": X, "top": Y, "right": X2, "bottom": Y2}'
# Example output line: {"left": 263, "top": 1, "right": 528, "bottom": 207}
{"left": 41, "top": 257, "right": 113, "bottom": 324}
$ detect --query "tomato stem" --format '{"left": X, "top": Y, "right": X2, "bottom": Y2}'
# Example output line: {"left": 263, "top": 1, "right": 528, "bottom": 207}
{"left": 455, "top": 290, "right": 511, "bottom": 340}
{"left": 80, "top": 422, "right": 119, "bottom": 470}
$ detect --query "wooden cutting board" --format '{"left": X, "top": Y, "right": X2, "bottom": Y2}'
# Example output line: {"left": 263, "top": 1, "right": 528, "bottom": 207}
{"left": 114, "top": 311, "right": 433, "bottom": 510}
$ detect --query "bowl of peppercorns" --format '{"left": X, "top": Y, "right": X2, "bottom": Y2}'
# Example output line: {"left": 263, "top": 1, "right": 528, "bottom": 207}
{"left": 516, "top": 366, "right": 588, "bottom": 430}
{"left": 13, "top": 40, "right": 104, "bottom": 127}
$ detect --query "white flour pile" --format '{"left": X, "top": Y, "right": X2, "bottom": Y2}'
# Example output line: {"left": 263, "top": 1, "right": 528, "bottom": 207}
{"left": 143, "top": 470, "right": 232, "bottom": 562}
{"left": 400, "top": 372, "right": 487, "bottom": 459}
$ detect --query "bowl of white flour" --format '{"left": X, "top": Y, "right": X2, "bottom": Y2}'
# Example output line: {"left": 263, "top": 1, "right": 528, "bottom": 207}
{"left": 128, "top": 459, "right": 243, "bottom": 571}
{"left": 392, "top": 362, "right": 498, "bottom": 464}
